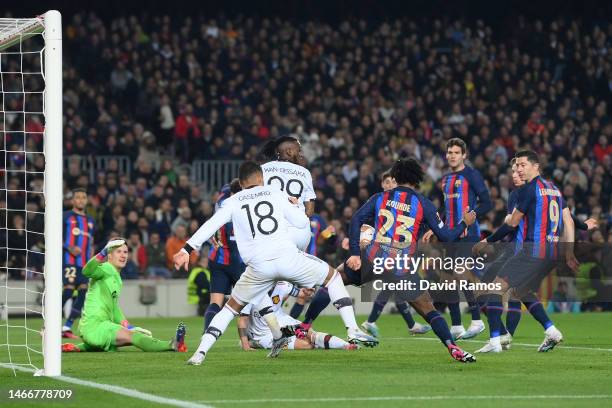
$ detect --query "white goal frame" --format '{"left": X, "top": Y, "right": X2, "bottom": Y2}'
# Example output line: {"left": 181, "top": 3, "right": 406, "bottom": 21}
{"left": 0, "top": 10, "right": 63, "bottom": 377}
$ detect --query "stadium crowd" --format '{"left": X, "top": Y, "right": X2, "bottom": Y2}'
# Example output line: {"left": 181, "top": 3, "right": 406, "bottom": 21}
{"left": 1, "top": 13, "right": 611, "bottom": 297}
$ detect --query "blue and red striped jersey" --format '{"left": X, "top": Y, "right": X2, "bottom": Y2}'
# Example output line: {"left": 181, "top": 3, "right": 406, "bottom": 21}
{"left": 307, "top": 214, "right": 326, "bottom": 256}
{"left": 440, "top": 166, "right": 492, "bottom": 241}
{"left": 63, "top": 210, "right": 95, "bottom": 267}
{"left": 515, "top": 176, "right": 565, "bottom": 258}
{"left": 208, "top": 184, "right": 238, "bottom": 265}
{"left": 349, "top": 186, "right": 468, "bottom": 257}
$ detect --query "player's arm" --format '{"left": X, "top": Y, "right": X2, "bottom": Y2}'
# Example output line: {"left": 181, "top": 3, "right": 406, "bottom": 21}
{"left": 304, "top": 200, "right": 315, "bottom": 218}
{"left": 280, "top": 194, "right": 310, "bottom": 228}
{"left": 562, "top": 206, "right": 579, "bottom": 271}
{"left": 238, "top": 304, "right": 254, "bottom": 351}
{"left": 82, "top": 239, "right": 127, "bottom": 280}
{"left": 423, "top": 199, "right": 473, "bottom": 242}
{"left": 176, "top": 203, "right": 232, "bottom": 269}
{"left": 348, "top": 196, "right": 377, "bottom": 256}
{"left": 571, "top": 214, "right": 598, "bottom": 231}
{"left": 470, "top": 169, "right": 493, "bottom": 217}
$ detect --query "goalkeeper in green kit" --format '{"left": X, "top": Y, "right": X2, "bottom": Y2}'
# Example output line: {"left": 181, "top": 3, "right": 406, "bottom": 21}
{"left": 62, "top": 238, "right": 187, "bottom": 353}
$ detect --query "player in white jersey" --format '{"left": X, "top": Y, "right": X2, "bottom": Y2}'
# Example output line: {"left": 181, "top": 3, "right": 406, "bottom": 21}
{"left": 239, "top": 282, "right": 357, "bottom": 351}
{"left": 260, "top": 136, "right": 316, "bottom": 251}
{"left": 173, "top": 161, "right": 378, "bottom": 366}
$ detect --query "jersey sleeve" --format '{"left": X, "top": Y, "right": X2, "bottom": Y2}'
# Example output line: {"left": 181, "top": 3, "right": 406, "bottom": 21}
{"left": 82, "top": 257, "right": 108, "bottom": 280}
{"left": 187, "top": 200, "right": 233, "bottom": 251}
{"left": 421, "top": 197, "right": 466, "bottom": 242}
{"left": 507, "top": 190, "right": 518, "bottom": 214}
{"left": 277, "top": 192, "right": 309, "bottom": 228}
{"left": 469, "top": 168, "right": 493, "bottom": 217}
{"left": 349, "top": 194, "right": 377, "bottom": 256}
{"left": 270, "top": 281, "right": 299, "bottom": 301}
{"left": 515, "top": 183, "right": 534, "bottom": 214}
{"left": 302, "top": 172, "right": 317, "bottom": 202}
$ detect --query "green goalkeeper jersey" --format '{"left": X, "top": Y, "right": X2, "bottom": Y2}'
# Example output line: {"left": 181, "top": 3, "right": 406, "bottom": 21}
{"left": 79, "top": 257, "right": 126, "bottom": 330}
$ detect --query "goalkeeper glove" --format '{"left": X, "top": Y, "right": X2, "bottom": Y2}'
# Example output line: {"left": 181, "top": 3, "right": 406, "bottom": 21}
{"left": 97, "top": 239, "right": 127, "bottom": 259}
{"left": 121, "top": 320, "right": 152, "bottom": 336}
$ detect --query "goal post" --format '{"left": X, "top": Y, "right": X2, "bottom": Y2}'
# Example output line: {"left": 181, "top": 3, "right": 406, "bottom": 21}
{"left": 0, "top": 10, "right": 62, "bottom": 377}
{"left": 42, "top": 9, "right": 63, "bottom": 378}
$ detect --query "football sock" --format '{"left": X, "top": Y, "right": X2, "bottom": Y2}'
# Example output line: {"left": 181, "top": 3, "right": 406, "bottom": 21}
{"left": 68, "top": 289, "right": 87, "bottom": 321}
{"left": 425, "top": 310, "right": 454, "bottom": 347}
{"left": 130, "top": 332, "right": 173, "bottom": 352}
{"left": 326, "top": 271, "right": 359, "bottom": 331}
{"left": 367, "top": 300, "right": 386, "bottom": 324}
{"left": 485, "top": 295, "right": 503, "bottom": 338}
{"left": 258, "top": 296, "right": 282, "bottom": 339}
{"left": 396, "top": 301, "right": 416, "bottom": 329}
{"left": 62, "top": 288, "right": 74, "bottom": 308}
{"left": 524, "top": 301, "right": 553, "bottom": 330}
{"left": 196, "top": 305, "right": 238, "bottom": 354}
{"left": 448, "top": 302, "right": 462, "bottom": 326}
{"left": 289, "top": 302, "right": 305, "bottom": 319}
{"left": 311, "top": 331, "right": 349, "bottom": 349}
{"left": 463, "top": 289, "right": 481, "bottom": 320}
{"left": 303, "top": 287, "right": 330, "bottom": 324}
{"left": 64, "top": 318, "right": 73, "bottom": 330}
{"left": 203, "top": 303, "right": 222, "bottom": 332}
{"left": 506, "top": 301, "right": 522, "bottom": 335}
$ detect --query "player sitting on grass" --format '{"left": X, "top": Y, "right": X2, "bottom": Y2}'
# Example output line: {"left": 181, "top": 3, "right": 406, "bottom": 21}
{"left": 238, "top": 281, "right": 359, "bottom": 351}
{"left": 62, "top": 238, "right": 187, "bottom": 353}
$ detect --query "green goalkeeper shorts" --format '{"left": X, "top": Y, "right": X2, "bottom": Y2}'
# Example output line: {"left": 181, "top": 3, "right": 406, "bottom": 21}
{"left": 80, "top": 320, "right": 123, "bottom": 352}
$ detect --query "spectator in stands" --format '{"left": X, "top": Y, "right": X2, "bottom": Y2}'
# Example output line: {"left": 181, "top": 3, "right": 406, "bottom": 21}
{"left": 165, "top": 224, "right": 197, "bottom": 278}
{"left": 145, "top": 232, "right": 172, "bottom": 279}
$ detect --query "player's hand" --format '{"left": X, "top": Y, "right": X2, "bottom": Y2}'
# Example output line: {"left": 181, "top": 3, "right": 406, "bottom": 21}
{"left": 130, "top": 327, "right": 152, "bottom": 337}
{"left": 472, "top": 239, "right": 488, "bottom": 256}
{"left": 462, "top": 209, "right": 477, "bottom": 226}
{"left": 422, "top": 230, "right": 434, "bottom": 243}
{"left": 99, "top": 239, "right": 127, "bottom": 258}
{"left": 241, "top": 341, "right": 256, "bottom": 351}
{"left": 69, "top": 246, "right": 82, "bottom": 256}
{"left": 341, "top": 237, "right": 350, "bottom": 250}
{"left": 173, "top": 249, "right": 190, "bottom": 271}
{"left": 566, "top": 252, "right": 580, "bottom": 272}
{"left": 321, "top": 225, "right": 336, "bottom": 239}
{"left": 346, "top": 255, "right": 361, "bottom": 271}
{"left": 298, "top": 288, "right": 315, "bottom": 300}
{"left": 585, "top": 218, "right": 598, "bottom": 230}
{"left": 288, "top": 196, "right": 299, "bottom": 205}
{"left": 210, "top": 237, "right": 220, "bottom": 249}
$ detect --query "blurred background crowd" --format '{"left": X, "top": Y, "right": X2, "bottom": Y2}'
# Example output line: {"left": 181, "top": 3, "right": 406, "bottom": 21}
{"left": 0, "top": 4, "right": 610, "bottom": 308}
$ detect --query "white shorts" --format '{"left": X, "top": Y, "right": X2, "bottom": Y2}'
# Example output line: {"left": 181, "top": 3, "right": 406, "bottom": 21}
{"left": 288, "top": 224, "right": 312, "bottom": 251}
{"left": 231, "top": 250, "right": 329, "bottom": 306}
{"left": 248, "top": 313, "right": 302, "bottom": 350}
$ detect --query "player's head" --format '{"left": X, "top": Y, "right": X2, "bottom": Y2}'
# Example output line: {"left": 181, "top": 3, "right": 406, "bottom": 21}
{"left": 71, "top": 188, "right": 88, "bottom": 212}
{"left": 510, "top": 158, "right": 524, "bottom": 187}
{"left": 276, "top": 136, "right": 303, "bottom": 164}
{"left": 390, "top": 158, "right": 424, "bottom": 188}
{"left": 107, "top": 237, "right": 129, "bottom": 269}
{"left": 257, "top": 139, "right": 278, "bottom": 163}
{"left": 238, "top": 161, "right": 264, "bottom": 188}
{"left": 380, "top": 170, "right": 397, "bottom": 191}
{"left": 514, "top": 150, "right": 540, "bottom": 182}
{"left": 230, "top": 178, "right": 242, "bottom": 194}
{"left": 445, "top": 138, "right": 467, "bottom": 170}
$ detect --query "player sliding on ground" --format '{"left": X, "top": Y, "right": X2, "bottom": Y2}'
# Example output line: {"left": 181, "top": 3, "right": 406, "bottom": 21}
{"left": 174, "top": 161, "right": 378, "bottom": 365}
{"left": 62, "top": 239, "right": 187, "bottom": 353}
{"left": 239, "top": 281, "right": 359, "bottom": 351}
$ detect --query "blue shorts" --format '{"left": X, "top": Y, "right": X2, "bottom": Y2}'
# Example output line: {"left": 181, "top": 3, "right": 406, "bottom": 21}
{"left": 497, "top": 252, "right": 557, "bottom": 292}
{"left": 209, "top": 261, "right": 244, "bottom": 295}
{"left": 63, "top": 265, "right": 87, "bottom": 287}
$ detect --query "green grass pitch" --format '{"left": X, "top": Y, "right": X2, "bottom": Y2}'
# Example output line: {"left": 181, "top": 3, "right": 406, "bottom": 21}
{"left": 2, "top": 312, "right": 611, "bottom": 407}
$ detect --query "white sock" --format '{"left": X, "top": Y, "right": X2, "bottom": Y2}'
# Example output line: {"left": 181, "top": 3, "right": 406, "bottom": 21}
{"left": 452, "top": 325, "right": 465, "bottom": 331}
{"left": 262, "top": 312, "right": 282, "bottom": 340}
{"left": 490, "top": 336, "right": 501, "bottom": 347}
{"left": 326, "top": 271, "right": 358, "bottom": 331}
{"left": 545, "top": 325, "right": 557, "bottom": 335}
{"left": 470, "top": 320, "right": 483, "bottom": 325}
{"left": 196, "top": 306, "right": 237, "bottom": 354}
{"left": 311, "top": 331, "right": 349, "bottom": 349}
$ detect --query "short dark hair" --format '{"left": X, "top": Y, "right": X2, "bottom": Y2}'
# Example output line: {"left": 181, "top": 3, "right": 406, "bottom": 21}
{"left": 72, "top": 188, "right": 87, "bottom": 195}
{"left": 515, "top": 149, "right": 540, "bottom": 164}
{"left": 230, "top": 178, "right": 242, "bottom": 194}
{"left": 446, "top": 138, "right": 467, "bottom": 154}
{"left": 238, "top": 161, "right": 263, "bottom": 182}
{"left": 381, "top": 170, "right": 393, "bottom": 181}
{"left": 390, "top": 158, "right": 425, "bottom": 187}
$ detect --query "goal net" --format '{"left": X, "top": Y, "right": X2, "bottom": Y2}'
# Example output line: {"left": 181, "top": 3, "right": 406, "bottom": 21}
{"left": 0, "top": 11, "right": 62, "bottom": 377}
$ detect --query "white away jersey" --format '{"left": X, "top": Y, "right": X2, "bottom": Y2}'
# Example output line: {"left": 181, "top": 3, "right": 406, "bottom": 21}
{"left": 261, "top": 161, "right": 316, "bottom": 208}
{"left": 186, "top": 185, "right": 309, "bottom": 264}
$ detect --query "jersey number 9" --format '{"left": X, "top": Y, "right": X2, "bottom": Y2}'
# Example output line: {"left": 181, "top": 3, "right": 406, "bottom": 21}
{"left": 267, "top": 176, "right": 304, "bottom": 199}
